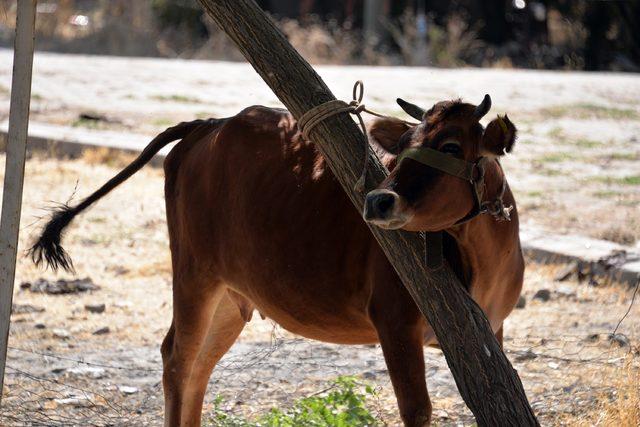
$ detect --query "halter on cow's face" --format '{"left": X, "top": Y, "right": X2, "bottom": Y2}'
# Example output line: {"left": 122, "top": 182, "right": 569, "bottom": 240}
{"left": 363, "top": 95, "right": 517, "bottom": 231}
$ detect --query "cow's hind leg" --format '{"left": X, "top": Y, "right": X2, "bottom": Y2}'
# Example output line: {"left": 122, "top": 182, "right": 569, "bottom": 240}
{"left": 161, "top": 277, "right": 245, "bottom": 427}
{"left": 183, "top": 292, "right": 246, "bottom": 420}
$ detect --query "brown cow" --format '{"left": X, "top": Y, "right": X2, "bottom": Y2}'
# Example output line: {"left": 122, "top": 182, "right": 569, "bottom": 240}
{"left": 30, "top": 95, "right": 523, "bottom": 427}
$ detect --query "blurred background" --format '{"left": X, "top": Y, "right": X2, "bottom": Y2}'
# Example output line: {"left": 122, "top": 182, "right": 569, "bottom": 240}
{"left": 1, "top": 1, "right": 639, "bottom": 426}
{"left": 1, "top": 0, "right": 639, "bottom": 71}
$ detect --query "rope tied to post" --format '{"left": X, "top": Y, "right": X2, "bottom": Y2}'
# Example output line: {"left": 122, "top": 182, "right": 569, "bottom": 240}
{"left": 298, "top": 81, "right": 415, "bottom": 192}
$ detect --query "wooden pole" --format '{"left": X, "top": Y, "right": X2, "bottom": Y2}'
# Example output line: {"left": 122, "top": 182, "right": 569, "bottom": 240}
{"left": 198, "top": 1, "right": 538, "bottom": 425}
{"left": 0, "top": 0, "right": 37, "bottom": 405}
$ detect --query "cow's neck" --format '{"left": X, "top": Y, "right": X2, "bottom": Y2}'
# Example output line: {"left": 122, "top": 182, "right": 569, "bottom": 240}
{"left": 446, "top": 160, "right": 517, "bottom": 286}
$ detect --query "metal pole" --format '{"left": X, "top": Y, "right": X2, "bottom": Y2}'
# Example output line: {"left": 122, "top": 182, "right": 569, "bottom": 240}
{"left": 0, "top": 0, "right": 37, "bottom": 405}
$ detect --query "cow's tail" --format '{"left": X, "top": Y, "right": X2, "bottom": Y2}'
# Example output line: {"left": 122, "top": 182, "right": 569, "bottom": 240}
{"left": 29, "top": 118, "right": 217, "bottom": 272}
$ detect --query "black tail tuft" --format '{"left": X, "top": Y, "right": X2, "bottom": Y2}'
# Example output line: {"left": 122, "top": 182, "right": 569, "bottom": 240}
{"left": 27, "top": 118, "right": 220, "bottom": 273}
{"left": 29, "top": 205, "right": 77, "bottom": 273}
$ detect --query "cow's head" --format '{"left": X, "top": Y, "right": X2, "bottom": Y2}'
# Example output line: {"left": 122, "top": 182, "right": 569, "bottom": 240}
{"left": 363, "top": 95, "right": 516, "bottom": 231}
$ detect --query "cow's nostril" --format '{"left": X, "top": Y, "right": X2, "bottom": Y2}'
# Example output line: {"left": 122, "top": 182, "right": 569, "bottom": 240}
{"left": 376, "top": 194, "right": 395, "bottom": 215}
{"left": 364, "top": 191, "right": 398, "bottom": 221}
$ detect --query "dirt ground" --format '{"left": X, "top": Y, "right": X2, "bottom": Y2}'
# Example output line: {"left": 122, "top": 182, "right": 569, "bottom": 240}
{"left": 0, "top": 51, "right": 639, "bottom": 426}
{"left": 0, "top": 154, "right": 638, "bottom": 426}
{"left": 1, "top": 49, "right": 639, "bottom": 245}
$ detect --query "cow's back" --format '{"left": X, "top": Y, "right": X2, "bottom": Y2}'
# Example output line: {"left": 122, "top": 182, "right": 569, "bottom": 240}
{"left": 163, "top": 106, "right": 388, "bottom": 343}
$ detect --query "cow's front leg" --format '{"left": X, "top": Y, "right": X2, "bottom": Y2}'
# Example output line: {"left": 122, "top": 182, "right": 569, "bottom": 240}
{"left": 375, "top": 317, "right": 432, "bottom": 426}
{"left": 369, "top": 277, "right": 432, "bottom": 425}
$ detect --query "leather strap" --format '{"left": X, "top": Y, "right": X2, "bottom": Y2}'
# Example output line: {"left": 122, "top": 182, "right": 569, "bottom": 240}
{"left": 397, "top": 147, "right": 488, "bottom": 225}
{"left": 454, "top": 157, "right": 489, "bottom": 225}
{"left": 425, "top": 231, "right": 444, "bottom": 271}
{"left": 397, "top": 147, "right": 476, "bottom": 181}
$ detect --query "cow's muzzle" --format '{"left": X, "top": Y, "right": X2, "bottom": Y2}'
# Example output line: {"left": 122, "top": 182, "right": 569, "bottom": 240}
{"left": 363, "top": 189, "right": 411, "bottom": 229}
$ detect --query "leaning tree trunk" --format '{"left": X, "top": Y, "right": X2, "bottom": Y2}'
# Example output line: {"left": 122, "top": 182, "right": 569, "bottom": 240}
{"left": 197, "top": 1, "right": 539, "bottom": 425}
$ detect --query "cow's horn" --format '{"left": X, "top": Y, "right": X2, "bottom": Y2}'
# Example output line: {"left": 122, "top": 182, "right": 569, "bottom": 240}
{"left": 474, "top": 94, "right": 492, "bottom": 119}
{"left": 397, "top": 98, "right": 426, "bottom": 121}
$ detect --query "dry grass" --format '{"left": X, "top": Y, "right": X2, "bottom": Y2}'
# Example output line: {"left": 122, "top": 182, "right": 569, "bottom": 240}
{"left": 278, "top": 18, "right": 359, "bottom": 65}
{"left": 81, "top": 147, "right": 139, "bottom": 169}
{"left": 598, "top": 226, "right": 639, "bottom": 246}
{"left": 570, "top": 358, "right": 640, "bottom": 426}
{"left": 599, "top": 365, "right": 640, "bottom": 427}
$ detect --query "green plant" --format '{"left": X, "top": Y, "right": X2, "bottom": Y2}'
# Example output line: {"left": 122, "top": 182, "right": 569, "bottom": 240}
{"left": 150, "top": 94, "right": 202, "bottom": 103}
{"left": 72, "top": 117, "right": 102, "bottom": 129}
{"left": 537, "top": 152, "right": 578, "bottom": 163}
{"left": 152, "top": 117, "right": 176, "bottom": 127}
{"left": 208, "top": 376, "right": 380, "bottom": 427}
{"left": 604, "top": 152, "right": 639, "bottom": 161}
{"left": 209, "top": 395, "right": 254, "bottom": 427}
{"left": 592, "top": 190, "right": 620, "bottom": 199}
{"left": 574, "top": 138, "right": 600, "bottom": 148}
{"left": 592, "top": 175, "right": 640, "bottom": 186}
{"left": 539, "top": 104, "right": 639, "bottom": 120}
{"left": 546, "top": 126, "right": 565, "bottom": 139}
{"left": 620, "top": 175, "right": 640, "bottom": 185}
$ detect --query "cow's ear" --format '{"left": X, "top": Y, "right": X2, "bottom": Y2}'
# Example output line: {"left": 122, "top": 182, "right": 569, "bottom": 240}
{"left": 481, "top": 114, "right": 517, "bottom": 158}
{"left": 368, "top": 117, "right": 414, "bottom": 154}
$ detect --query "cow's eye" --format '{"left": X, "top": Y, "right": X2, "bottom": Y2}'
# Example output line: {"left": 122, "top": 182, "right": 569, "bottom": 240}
{"left": 441, "top": 142, "right": 461, "bottom": 154}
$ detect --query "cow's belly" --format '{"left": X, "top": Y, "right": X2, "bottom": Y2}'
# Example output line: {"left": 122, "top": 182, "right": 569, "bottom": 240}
{"left": 225, "top": 271, "right": 380, "bottom": 345}
{"left": 211, "top": 181, "right": 381, "bottom": 342}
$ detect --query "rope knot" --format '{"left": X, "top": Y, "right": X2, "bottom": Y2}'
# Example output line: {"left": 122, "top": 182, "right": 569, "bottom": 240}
{"left": 297, "top": 80, "right": 374, "bottom": 193}
{"left": 298, "top": 80, "right": 417, "bottom": 193}
{"left": 352, "top": 103, "right": 366, "bottom": 114}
